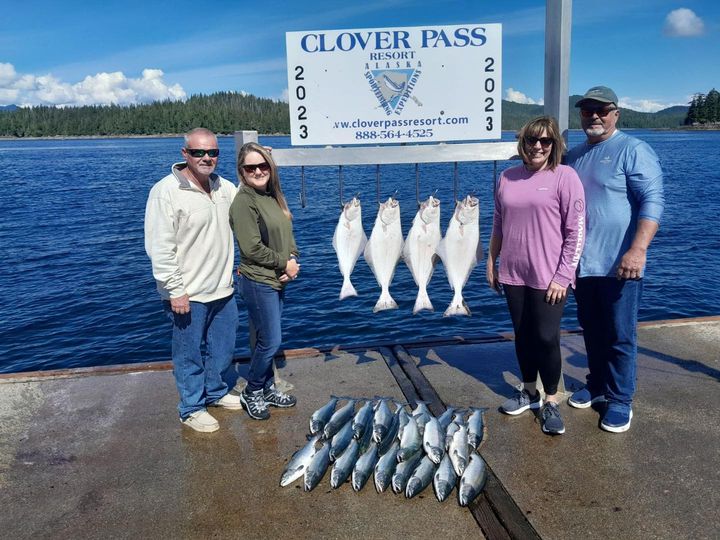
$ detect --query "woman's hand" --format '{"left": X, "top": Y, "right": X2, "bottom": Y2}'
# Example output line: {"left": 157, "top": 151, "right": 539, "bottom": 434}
{"left": 279, "top": 257, "right": 300, "bottom": 282}
{"left": 545, "top": 281, "right": 567, "bottom": 305}
{"left": 486, "top": 261, "right": 501, "bottom": 294}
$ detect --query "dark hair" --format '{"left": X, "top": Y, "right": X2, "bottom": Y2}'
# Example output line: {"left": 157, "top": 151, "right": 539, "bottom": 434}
{"left": 237, "top": 142, "right": 292, "bottom": 219}
{"left": 516, "top": 116, "right": 565, "bottom": 170}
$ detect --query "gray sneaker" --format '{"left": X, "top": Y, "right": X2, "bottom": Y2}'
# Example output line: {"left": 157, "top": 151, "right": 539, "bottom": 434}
{"left": 263, "top": 383, "right": 297, "bottom": 408}
{"left": 500, "top": 389, "right": 543, "bottom": 415}
{"left": 239, "top": 388, "right": 270, "bottom": 420}
{"left": 540, "top": 402, "right": 565, "bottom": 435}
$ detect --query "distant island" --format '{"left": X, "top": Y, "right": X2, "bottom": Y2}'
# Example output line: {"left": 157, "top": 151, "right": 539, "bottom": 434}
{"left": 0, "top": 90, "right": 711, "bottom": 138}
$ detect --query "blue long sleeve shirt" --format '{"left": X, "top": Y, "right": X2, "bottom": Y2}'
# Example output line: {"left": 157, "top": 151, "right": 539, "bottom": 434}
{"left": 566, "top": 130, "right": 664, "bottom": 278}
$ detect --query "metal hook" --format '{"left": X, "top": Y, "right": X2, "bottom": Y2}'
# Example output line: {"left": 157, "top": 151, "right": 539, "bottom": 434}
{"left": 376, "top": 164, "right": 381, "bottom": 203}
{"left": 415, "top": 163, "right": 421, "bottom": 207}
{"left": 453, "top": 161, "right": 459, "bottom": 203}
{"left": 493, "top": 160, "right": 498, "bottom": 198}
{"left": 338, "top": 165, "right": 345, "bottom": 208}
{"left": 300, "top": 166, "right": 307, "bottom": 208}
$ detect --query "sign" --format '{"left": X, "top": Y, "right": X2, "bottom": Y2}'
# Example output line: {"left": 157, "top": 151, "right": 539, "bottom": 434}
{"left": 286, "top": 24, "right": 502, "bottom": 146}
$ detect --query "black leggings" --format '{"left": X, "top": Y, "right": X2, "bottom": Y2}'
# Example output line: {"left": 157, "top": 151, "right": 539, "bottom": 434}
{"left": 503, "top": 284, "right": 566, "bottom": 396}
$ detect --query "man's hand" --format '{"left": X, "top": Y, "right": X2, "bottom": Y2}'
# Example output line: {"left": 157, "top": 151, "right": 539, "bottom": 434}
{"left": 616, "top": 246, "right": 646, "bottom": 280}
{"left": 170, "top": 294, "right": 190, "bottom": 314}
{"left": 545, "top": 281, "right": 567, "bottom": 305}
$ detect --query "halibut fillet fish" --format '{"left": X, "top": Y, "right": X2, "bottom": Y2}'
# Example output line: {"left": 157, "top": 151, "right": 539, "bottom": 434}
{"left": 403, "top": 195, "right": 441, "bottom": 314}
{"left": 332, "top": 196, "right": 367, "bottom": 300}
{"left": 364, "top": 197, "right": 404, "bottom": 312}
{"left": 437, "top": 195, "right": 482, "bottom": 316}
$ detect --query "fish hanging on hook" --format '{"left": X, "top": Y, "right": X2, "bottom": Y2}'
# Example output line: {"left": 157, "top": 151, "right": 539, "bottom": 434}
{"left": 437, "top": 194, "right": 482, "bottom": 317}
{"left": 364, "top": 196, "right": 403, "bottom": 312}
{"left": 333, "top": 195, "right": 367, "bottom": 300}
{"left": 403, "top": 194, "right": 441, "bottom": 314}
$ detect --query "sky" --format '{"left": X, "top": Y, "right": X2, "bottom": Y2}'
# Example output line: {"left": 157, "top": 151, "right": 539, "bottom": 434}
{"left": 1, "top": 0, "right": 718, "bottom": 112}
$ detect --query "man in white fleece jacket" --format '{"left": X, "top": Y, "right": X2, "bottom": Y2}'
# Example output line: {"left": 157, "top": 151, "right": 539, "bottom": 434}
{"left": 145, "top": 127, "right": 241, "bottom": 432}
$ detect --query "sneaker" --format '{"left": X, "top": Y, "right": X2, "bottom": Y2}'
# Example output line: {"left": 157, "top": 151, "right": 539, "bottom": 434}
{"left": 239, "top": 388, "right": 270, "bottom": 420}
{"left": 263, "top": 383, "right": 297, "bottom": 408}
{"left": 182, "top": 409, "right": 219, "bottom": 433}
{"left": 500, "top": 389, "right": 543, "bottom": 416}
{"left": 210, "top": 392, "right": 242, "bottom": 410}
{"left": 600, "top": 405, "right": 633, "bottom": 433}
{"left": 568, "top": 386, "right": 607, "bottom": 409}
{"left": 540, "top": 402, "right": 565, "bottom": 435}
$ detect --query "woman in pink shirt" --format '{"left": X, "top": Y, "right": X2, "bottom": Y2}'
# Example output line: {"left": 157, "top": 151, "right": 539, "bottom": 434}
{"left": 486, "top": 116, "right": 585, "bottom": 435}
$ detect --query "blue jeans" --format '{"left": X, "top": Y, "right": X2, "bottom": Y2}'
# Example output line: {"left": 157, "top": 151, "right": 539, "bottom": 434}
{"left": 239, "top": 276, "right": 284, "bottom": 393}
{"left": 574, "top": 277, "right": 643, "bottom": 406}
{"left": 164, "top": 294, "right": 238, "bottom": 419}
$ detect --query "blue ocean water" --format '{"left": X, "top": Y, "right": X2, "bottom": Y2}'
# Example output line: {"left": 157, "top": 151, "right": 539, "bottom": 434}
{"left": 1, "top": 130, "right": 718, "bottom": 373}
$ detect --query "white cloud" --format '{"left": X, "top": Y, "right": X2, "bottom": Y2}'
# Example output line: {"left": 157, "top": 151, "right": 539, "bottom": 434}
{"left": 505, "top": 88, "right": 543, "bottom": 105}
{"left": 664, "top": 8, "right": 705, "bottom": 37}
{"left": 0, "top": 63, "right": 186, "bottom": 107}
{"left": 279, "top": 88, "right": 289, "bottom": 103}
{"left": 618, "top": 97, "right": 686, "bottom": 113}
{"left": 0, "top": 63, "right": 17, "bottom": 85}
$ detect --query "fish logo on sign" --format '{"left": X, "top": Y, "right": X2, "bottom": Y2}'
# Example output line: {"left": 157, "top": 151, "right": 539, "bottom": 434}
{"left": 366, "top": 68, "right": 422, "bottom": 116}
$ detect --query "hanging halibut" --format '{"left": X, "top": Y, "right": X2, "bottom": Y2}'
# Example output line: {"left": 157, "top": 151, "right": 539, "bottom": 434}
{"left": 364, "top": 197, "right": 403, "bottom": 312}
{"left": 332, "top": 196, "right": 368, "bottom": 300}
{"left": 437, "top": 195, "right": 482, "bottom": 317}
{"left": 402, "top": 195, "right": 441, "bottom": 314}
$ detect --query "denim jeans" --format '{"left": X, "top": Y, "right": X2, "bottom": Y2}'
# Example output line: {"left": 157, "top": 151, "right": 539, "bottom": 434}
{"left": 239, "top": 276, "right": 284, "bottom": 393}
{"left": 574, "top": 277, "right": 643, "bottom": 406}
{"left": 164, "top": 294, "right": 238, "bottom": 419}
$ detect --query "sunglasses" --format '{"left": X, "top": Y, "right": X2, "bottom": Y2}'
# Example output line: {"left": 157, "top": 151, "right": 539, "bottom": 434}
{"left": 525, "top": 136, "right": 553, "bottom": 147}
{"left": 241, "top": 162, "right": 271, "bottom": 174}
{"left": 580, "top": 107, "right": 617, "bottom": 118}
{"left": 186, "top": 148, "right": 220, "bottom": 158}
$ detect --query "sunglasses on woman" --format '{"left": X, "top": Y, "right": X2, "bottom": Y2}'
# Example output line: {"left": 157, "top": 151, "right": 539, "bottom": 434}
{"left": 241, "top": 162, "right": 271, "bottom": 174}
{"left": 185, "top": 148, "right": 220, "bottom": 158}
{"left": 525, "top": 136, "right": 553, "bottom": 147}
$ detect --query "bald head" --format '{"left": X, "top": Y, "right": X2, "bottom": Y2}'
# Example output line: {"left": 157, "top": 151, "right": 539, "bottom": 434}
{"left": 184, "top": 127, "right": 216, "bottom": 148}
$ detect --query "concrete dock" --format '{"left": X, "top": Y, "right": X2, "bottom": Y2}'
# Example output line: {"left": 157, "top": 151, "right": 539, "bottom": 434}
{"left": 1, "top": 316, "right": 718, "bottom": 539}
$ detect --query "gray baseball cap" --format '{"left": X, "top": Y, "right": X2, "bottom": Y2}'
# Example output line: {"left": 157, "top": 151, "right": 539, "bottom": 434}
{"left": 575, "top": 86, "right": 618, "bottom": 107}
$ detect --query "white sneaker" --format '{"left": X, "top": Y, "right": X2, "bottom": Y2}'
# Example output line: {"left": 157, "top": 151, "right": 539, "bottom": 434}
{"left": 212, "top": 393, "right": 242, "bottom": 410}
{"left": 182, "top": 409, "right": 219, "bottom": 433}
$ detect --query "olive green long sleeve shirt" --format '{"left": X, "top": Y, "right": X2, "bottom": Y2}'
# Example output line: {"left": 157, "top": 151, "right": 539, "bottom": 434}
{"left": 229, "top": 184, "right": 298, "bottom": 290}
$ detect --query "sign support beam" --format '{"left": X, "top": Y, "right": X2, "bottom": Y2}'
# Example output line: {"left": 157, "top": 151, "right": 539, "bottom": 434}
{"left": 544, "top": 0, "right": 573, "bottom": 141}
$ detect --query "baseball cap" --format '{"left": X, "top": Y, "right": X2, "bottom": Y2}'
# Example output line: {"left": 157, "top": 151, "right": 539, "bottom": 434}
{"left": 575, "top": 86, "right": 618, "bottom": 107}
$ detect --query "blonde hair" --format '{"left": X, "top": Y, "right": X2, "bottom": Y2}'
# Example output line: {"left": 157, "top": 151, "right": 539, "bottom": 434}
{"left": 516, "top": 116, "right": 565, "bottom": 170}
{"left": 237, "top": 142, "right": 292, "bottom": 219}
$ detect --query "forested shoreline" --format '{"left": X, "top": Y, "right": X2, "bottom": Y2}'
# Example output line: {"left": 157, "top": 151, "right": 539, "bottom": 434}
{"left": 0, "top": 90, "right": 705, "bottom": 138}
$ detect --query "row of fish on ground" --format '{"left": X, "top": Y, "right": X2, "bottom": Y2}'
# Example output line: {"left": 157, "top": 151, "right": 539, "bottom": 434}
{"left": 333, "top": 194, "right": 483, "bottom": 316}
{"left": 279, "top": 396, "right": 489, "bottom": 507}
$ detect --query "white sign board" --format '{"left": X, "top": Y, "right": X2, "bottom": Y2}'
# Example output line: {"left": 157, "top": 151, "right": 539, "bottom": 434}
{"left": 286, "top": 24, "right": 502, "bottom": 146}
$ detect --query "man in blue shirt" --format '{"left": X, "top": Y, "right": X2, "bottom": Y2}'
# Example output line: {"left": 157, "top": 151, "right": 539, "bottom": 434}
{"left": 565, "top": 86, "right": 664, "bottom": 433}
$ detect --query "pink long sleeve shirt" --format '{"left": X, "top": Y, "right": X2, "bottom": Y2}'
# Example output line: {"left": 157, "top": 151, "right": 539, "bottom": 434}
{"left": 492, "top": 163, "right": 586, "bottom": 290}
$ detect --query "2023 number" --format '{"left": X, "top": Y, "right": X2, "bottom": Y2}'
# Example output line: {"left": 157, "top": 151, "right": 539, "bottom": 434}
{"left": 294, "top": 66, "right": 308, "bottom": 139}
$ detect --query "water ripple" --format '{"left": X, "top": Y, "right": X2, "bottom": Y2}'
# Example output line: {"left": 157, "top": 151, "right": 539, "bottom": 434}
{"left": 0, "top": 131, "right": 718, "bottom": 373}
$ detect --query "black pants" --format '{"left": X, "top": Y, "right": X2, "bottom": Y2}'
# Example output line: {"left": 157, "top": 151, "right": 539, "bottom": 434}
{"left": 503, "top": 284, "right": 566, "bottom": 396}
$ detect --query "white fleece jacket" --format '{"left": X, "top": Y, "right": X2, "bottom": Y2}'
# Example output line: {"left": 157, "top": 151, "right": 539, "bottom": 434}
{"left": 144, "top": 163, "right": 237, "bottom": 303}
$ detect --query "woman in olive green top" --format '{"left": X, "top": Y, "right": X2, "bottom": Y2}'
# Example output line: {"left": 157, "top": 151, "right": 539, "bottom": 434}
{"left": 230, "top": 142, "right": 300, "bottom": 420}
